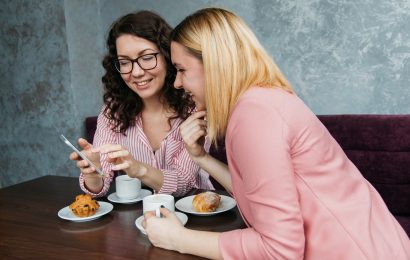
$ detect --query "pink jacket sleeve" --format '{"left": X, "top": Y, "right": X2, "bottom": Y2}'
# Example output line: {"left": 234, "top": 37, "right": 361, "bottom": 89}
{"left": 219, "top": 96, "right": 305, "bottom": 259}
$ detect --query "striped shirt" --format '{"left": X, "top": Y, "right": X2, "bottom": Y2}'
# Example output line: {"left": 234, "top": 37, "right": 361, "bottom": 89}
{"left": 79, "top": 109, "right": 214, "bottom": 197}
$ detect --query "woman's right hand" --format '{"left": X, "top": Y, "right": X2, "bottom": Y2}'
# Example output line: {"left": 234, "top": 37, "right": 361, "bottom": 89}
{"left": 69, "top": 138, "right": 101, "bottom": 177}
{"left": 143, "top": 207, "right": 186, "bottom": 251}
{"left": 180, "top": 111, "right": 208, "bottom": 161}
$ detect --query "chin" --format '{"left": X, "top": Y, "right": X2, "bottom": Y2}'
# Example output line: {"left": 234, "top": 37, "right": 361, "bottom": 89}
{"left": 135, "top": 86, "right": 160, "bottom": 98}
{"left": 195, "top": 104, "right": 206, "bottom": 111}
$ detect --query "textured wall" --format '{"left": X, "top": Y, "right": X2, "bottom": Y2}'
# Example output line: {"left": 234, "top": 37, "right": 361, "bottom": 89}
{"left": 1, "top": 0, "right": 409, "bottom": 187}
{"left": 254, "top": 0, "right": 410, "bottom": 114}
{"left": 64, "top": 0, "right": 104, "bottom": 120}
{"left": 99, "top": 0, "right": 410, "bottom": 114}
{"left": 0, "top": 0, "right": 81, "bottom": 187}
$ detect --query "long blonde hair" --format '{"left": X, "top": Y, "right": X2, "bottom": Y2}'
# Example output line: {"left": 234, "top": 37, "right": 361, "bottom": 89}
{"left": 171, "top": 8, "right": 293, "bottom": 145}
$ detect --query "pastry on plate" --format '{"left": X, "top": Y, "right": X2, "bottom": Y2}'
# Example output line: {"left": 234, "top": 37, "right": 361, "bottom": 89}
{"left": 192, "top": 191, "right": 221, "bottom": 212}
{"left": 69, "top": 194, "right": 100, "bottom": 217}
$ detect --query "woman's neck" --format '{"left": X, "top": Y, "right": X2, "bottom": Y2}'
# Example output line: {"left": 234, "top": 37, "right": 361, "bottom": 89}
{"left": 142, "top": 96, "right": 175, "bottom": 118}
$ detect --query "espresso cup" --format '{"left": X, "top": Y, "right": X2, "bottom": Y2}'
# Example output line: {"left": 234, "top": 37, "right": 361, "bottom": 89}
{"left": 115, "top": 175, "right": 141, "bottom": 200}
{"left": 143, "top": 194, "right": 175, "bottom": 214}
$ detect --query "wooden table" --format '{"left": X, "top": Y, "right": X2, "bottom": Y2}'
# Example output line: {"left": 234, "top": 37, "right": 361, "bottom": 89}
{"left": 0, "top": 176, "right": 245, "bottom": 259}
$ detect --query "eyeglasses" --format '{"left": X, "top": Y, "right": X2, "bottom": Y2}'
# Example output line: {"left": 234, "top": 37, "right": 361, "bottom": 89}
{"left": 113, "top": 53, "right": 160, "bottom": 74}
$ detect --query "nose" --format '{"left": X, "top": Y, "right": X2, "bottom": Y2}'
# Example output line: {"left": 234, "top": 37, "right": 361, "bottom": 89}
{"left": 174, "top": 72, "right": 183, "bottom": 89}
{"left": 131, "top": 61, "right": 145, "bottom": 77}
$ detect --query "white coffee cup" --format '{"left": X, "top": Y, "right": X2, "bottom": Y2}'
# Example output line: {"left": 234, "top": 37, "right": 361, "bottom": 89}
{"left": 143, "top": 194, "right": 175, "bottom": 214}
{"left": 115, "top": 175, "right": 141, "bottom": 200}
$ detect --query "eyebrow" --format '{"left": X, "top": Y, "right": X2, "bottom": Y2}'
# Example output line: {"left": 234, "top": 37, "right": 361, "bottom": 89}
{"left": 117, "top": 48, "right": 158, "bottom": 58}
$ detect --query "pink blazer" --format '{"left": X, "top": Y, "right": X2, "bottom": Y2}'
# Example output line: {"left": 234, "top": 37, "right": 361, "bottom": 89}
{"left": 219, "top": 87, "right": 410, "bottom": 259}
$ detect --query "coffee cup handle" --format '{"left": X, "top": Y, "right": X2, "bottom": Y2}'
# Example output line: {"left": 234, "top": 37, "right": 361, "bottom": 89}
{"left": 155, "top": 207, "right": 161, "bottom": 218}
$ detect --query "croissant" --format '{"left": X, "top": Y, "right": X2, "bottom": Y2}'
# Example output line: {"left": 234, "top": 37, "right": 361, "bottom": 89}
{"left": 69, "top": 194, "right": 100, "bottom": 217}
{"left": 192, "top": 191, "right": 221, "bottom": 212}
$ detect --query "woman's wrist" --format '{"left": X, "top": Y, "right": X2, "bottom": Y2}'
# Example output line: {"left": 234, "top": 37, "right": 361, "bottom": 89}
{"left": 173, "top": 228, "right": 222, "bottom": 259}
{"left": 130, "top": 163, "right": 148, "bottom": 179}
{"left": 84, "top": 174, "right": 104, "bottom": 193}
{"left": 194, "top": 153, "right": 212, "bottom": 169}
{"left": 174, "top": 226, "right": 189, "bottom": 254}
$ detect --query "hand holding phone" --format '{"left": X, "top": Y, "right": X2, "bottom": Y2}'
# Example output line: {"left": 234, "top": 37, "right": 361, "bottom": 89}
{"left": 60, "top": 134, "right": 105, "bottom": 176}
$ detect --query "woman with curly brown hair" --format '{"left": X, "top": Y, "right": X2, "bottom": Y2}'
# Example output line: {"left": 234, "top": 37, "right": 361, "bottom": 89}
{"left": 69, "top": 11, "right": 213, "bottom": 198}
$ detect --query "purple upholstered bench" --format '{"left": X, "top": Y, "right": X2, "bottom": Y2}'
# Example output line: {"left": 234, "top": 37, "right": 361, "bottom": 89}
{"left": 85, "top": 115, "right": 410, "bottom": 237}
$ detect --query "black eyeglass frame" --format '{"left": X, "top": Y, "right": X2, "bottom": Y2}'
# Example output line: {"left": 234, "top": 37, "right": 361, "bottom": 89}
{"left": 113, "top": 52, "right": 160, "bottom": 74}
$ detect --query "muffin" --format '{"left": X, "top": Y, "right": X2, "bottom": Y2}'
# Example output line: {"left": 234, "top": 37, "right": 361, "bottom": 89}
{"left": 69, "top": 194, "right": 100, "bottom": 217}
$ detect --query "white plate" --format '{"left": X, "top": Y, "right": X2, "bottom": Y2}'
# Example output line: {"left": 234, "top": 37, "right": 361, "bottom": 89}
{"left": 135, "top": 212, "right": 188, "bottom": 235}
{"left": 58, "top": 201, "right": 113, "bottom": 222}
{"left": 175, "top": 195, "right": 236, "bottom": 216}
{"left": 107, "top": 189, "right": 152, "bottom": 204}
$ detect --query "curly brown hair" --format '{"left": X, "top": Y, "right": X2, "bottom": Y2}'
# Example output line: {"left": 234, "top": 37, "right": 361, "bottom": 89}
{"left": 101, "top": 11, "right": 194, "bottom": 134}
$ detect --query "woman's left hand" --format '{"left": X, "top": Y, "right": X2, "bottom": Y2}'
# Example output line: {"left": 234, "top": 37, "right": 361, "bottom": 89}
{"left": 143, "top": 207, "right": 185, "bottom": 251}
{"left": 180, "top": 111, "right": 208, "bottom": 160}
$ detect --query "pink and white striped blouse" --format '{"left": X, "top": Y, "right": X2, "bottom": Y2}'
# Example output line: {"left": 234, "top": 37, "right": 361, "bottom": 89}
{"left": 79, "top": 109, "right": 214, "bottom": 197}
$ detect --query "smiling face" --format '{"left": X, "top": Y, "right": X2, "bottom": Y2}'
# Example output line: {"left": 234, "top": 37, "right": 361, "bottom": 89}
{"left": 171, "top": 41, "right": 206, "bottom": 111}
{"left": 116, "top": 34, "right": 166, "bottom": 102}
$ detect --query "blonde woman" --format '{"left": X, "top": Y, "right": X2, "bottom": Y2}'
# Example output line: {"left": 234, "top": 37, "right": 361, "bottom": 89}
{"left": 143, "top": 8, "right": 410, "bottom": 259}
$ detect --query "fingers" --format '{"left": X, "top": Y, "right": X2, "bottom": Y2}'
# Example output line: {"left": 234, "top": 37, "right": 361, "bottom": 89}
{"left": 84, "top": 144, "right": 135, "bottom": 172}
{"left": 142, "top": 210, "right": 157, "bottom": 228}
{"left": 183, "top": 119, "right": 207, "bottom": 133}
{"left": 107, "top": 149, "right": 130, "bottom": 159}
{"left": 181, "top": 112, "right": 207, "bottom": 130}
{"left": 189, "top": 110, "right": 207, "bottom": 120}
{"left": 78, "top": 138, "right": 93, "bottom": 150}
{"left": 182, "top": 120, "right": 207, "bottom": 133}
{"left": 181, "top": 122, "right": 207, "bottom": 145}
{"left": 159, "top": 207, "right": 173, "bottom": 217}
{"left": 184, "top": 129, "right": 207, "bottom": 147}
{"left": 111, "top": 161, "right": 130, "bottom": 171}
{"left": 180, "top": 111, "right": 207, "bottom": 128}
{"left": 92, "top": 144, "right": 124, "bottom": 154}
{"left": 70, "top": 150, "right": 94, "bottom": 173}
{"left": 69, "top": 151, "right": 79, "bottom": 160}
{"left": 93, "top": 144, "right": 131, "bottom": 163}
{"left": 144, "top": 208, "right": 176, "bottom": 221}
{"left": 76, "top": 159, "right": 89, "bottom": 168}
{"left": 75, "top": 160, "right": 97, "bottom": 174}
{"left": 105, "top": 149, "right": 131, "bottom": 167}
{"left": 144, "top": 210, "right": 156, "bottom": 219}
{"left": 180, "top": 114, "right": 207, "bottom": 141}
{"left": 69, "top": 138, "right": 93, "bottom": 161}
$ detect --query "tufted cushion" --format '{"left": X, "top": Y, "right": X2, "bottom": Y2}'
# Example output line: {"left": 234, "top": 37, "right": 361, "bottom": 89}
{"left": 318, "top": 115, "right": 410, "bottom": 216}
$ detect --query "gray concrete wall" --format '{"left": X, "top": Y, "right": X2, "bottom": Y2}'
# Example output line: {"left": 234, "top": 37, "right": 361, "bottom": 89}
{"left": 1, "top": 0, "right": 81, "bottom": 187}
{"left": 1, "top": 0, "right": 409, "bottom": 187}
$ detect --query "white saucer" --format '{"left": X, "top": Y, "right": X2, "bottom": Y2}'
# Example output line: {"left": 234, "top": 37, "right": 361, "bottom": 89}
{"left": 107, "top": 189, "right": 152, "bottom": 204}
{"left": 135, "top": 212, "right": 188, "bottom": 235}
{"left": 58, "top": 201, "right": 113, "bottom": 222}
{"left": 175, "top": 194, "right": 236, "bottom": 216}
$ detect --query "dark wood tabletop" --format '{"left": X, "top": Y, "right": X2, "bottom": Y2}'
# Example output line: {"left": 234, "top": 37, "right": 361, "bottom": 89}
{"left": 0, "top": 175, "right": 245, "bottom": 259}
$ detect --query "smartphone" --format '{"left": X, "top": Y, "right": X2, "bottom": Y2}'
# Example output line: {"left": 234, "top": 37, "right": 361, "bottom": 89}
{"left": 60, "top": 134, "right": 105, "bottom": 176}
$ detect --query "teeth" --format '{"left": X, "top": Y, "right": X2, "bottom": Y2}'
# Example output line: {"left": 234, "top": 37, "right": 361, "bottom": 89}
{"left": 136, "top": 80, "right": 150, "bottom": 86}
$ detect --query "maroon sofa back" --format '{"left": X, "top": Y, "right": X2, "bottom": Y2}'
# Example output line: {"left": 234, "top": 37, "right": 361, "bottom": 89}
{"left": 85, "top": 114, "right": 410, "bottom": 236}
